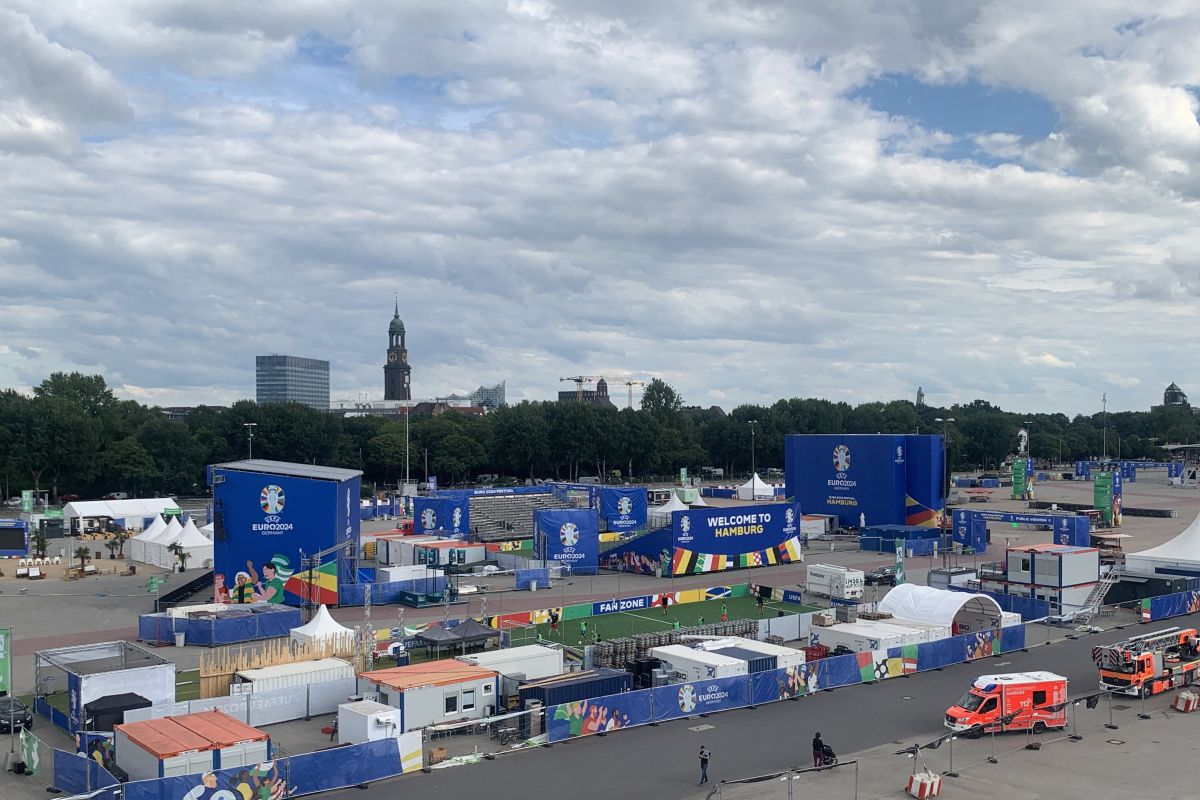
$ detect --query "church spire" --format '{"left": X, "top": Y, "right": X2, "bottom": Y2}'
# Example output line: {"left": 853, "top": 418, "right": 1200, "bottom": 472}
{"left": 394, "top": 293, "right": 399, "bottom": 318}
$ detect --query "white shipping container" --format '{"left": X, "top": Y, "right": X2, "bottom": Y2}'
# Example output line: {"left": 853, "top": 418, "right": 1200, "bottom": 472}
{"left": 805, "top": 564, "right": 865, "bottom": 600}
{"left": 1000, "top": 611, "right": 1022, "bottom": 628}
{"left": 378, "top": 565, "right": 442, "bottom": 583}
{"left": 808, "top": 619, "right": 949, "bottom": 653}
{"left": 114, "top": 723, "right": 216, "bottom": 782}
{"left": 338, "top": 700, "right": 399, "bottom": 744}
{"left": 456, "top": 645, "right": 564, "bottom": 681}
{"left": 650, "top": 645, "right": 749, "bottom": 682}
{"left": 235, "top": 658, "right": 354, "bottom": 693}
{"left": 382, "top": 537, "right": 441, "bottom": 566}
{"left": 695, "top": 637, "right": 806, "bottom": 669}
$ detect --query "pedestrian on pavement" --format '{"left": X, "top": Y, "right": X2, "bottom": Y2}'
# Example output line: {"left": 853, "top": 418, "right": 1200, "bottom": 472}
{"left": 698, "top": 745, "right": 711, "bottom": 785}
{"left": 812, "top": 732, "right": 824, "bottom": 768}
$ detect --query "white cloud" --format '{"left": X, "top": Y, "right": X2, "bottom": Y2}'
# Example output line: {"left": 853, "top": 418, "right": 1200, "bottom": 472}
{"left": 0, "top": 2, "right": 1199, "bottom": 415}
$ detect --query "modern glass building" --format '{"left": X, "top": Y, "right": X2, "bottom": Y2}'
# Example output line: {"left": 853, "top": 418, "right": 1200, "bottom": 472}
{"left": 256, "top": 355, "right": 330, "bottom": 410}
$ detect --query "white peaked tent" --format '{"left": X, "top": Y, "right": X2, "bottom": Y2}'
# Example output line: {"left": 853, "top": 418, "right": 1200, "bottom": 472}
{"left": 1125, "top": 513, "right": 1200, "bottom": 576}
{"left": 199, "top": 522, "right": 215, "bottom": 540}
{"left": 689, "top": 495, "right": 709, "bottom": 507}
{"left": 649, "top": 494, "right": 691, "bottom": 528}
{"left": 142, "top": 517, "right": 183, "bottom": 568}
{"left": 129, "top": 516, "right": 166, "bottom": 564}
{"left": 159, "top": 518, "right": 215, "bottom": 570}
{"left": 737, "top": 473, "right": 775, "bottom": 501}
{"left": 290, "top": 605, "right": 354, "bottom": 646}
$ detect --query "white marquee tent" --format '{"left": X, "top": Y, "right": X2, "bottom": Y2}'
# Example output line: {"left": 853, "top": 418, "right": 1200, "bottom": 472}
{"left": 137, "top": 517, "right": 183, "bottom": 568}
{"left": 128, "top": 516, "right": 167, "bottom": 564}
{"left": 736, "top": 473, "right": 775, "bottom": 501}
{"left": 649, "top": 494, "right": 690, "bottom": 528}
{"left": 1125, "top": 513, "right": 1200, "bottom": 576}
{"left": 63, "top": 498, "right": 180, "bottom": 532}
{"left": 290, "top": 605, "right": 354, "bottom": 647}
{"left": 151, "top": 517, "right": 214, "bottom": 570}
{"left": 879, "top": 584, "right": 1005, "bottom": 631}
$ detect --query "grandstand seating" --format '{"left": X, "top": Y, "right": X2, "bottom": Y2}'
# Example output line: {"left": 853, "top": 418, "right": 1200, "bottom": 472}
{"left": 468, "top": 493, "right": 576, "bottom": 542}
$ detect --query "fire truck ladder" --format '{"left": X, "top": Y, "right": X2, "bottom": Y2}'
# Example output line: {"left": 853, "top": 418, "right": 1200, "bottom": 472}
{"left": 1075, "top": 566, "right": 1122, "bottom": 626}
{"left": 1093, "top": 626, "right": 1186, "bottom": 665}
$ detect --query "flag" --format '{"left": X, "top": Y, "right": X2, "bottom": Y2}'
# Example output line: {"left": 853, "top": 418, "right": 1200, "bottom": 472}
{"left": 21, "top": 727, "right": 39, "bottom": 775}
{"left": 779, "top": 537, "right": 803, "bottom": 563}
{"left": 894, "top": 540, "right": 906, "bottom": 586}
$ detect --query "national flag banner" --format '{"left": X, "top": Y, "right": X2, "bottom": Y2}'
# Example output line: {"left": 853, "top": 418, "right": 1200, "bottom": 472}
{"left": 752, "top": 551, "right": 764, "bottom": 567}
{"left": 705, "top": 586, "right": 731, "bottom": 599}
{"left": 21, "top": 727, "right": 39, "bottom": 775}
{"left": 764, "top": 548, "right": 779, "bottom": 566}
{"left": 672, "top": 548, "right": 697, "bottom": 576}
{"left": 856, "top": 651, "right": 874, "bottom": 683}
{"left": 901, "top": 645, "right": 919, "bottom": 674}
{"left": 779, "top": 537, "right": 803, "bottom": 563}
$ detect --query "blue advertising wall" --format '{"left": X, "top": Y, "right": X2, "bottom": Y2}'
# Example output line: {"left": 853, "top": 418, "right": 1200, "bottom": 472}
{"left": 212, "top": 463, "right": 361, "bottom": 607}
{"left": 1148, "top": 590, "right": 1200, "bottom": 621}
{"left": 601, "top": 487, "right": 648, "bottom": 533}
{"left": 0, "top": 518, "right": 29, "bottom": 556}
{"left": 600, "top": 527, "right": 673, "bottom": 574}
{"left": 138, "top": 606, "right": 303, "bottom": 646}
{"left": 54, "top": 749, "right": 119, "bottom": 796}
{"left": 1053, "top": 515, "right": 1092, "bottom": 547}
{"left": 785, "top": 434, "right": 942, "bottom": 528}
{"left": 534, "top": 508, "right": 600, "bottom": 575}
{"left": 413, "top": 494, "right": 470, "bottom": 536}
{"left": 672, "top": 502, "right": 802, "bottom": 558}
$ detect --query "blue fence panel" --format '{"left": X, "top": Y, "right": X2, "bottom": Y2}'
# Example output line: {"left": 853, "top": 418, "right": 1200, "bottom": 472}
{"left": 751, "top": 666, "right": 809, "bottom": 704}
{"left": 945, "top": 586, "right": 1050, "bottom": 620}
{"left": 515, "top": 568, "right": 550, "bottom": 590}
{"left": 53, "top": 749, "right": 119, "bottom": 796}
{"left": 651, "top": 675, "right": 750, "bottom": 723}
{"left": 999, "top": 624, "right": 1026, "bottom": 652}
{"left": 811, "top": 653, "right": 863, "bottom": 689}
{"left": 547, "top": 689, "right": 654, "bottom": 742}
{"left": 1150, "top": 590, "right": 1200, "bottom": 621}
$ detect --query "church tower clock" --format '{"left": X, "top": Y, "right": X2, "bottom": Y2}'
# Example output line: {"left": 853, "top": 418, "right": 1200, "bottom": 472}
{"left": 384, "top": 300, "right": 411, "bottom": 401}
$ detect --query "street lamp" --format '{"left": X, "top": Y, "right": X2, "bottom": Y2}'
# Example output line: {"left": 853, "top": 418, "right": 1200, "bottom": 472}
{"left": 1024, "top": 420, "right": 1033, "bottom": 466}
{"left": 748, "top": 420, "right": 759, "bottom": 486}
{"left": 1101, "top": 393, "right": 1108, "bottom": 460}
{"left": 934, "top": 418, "right": 955, "bottom": 511}
{"left": 243, "top": 422, "right": 257, "bottom": 459}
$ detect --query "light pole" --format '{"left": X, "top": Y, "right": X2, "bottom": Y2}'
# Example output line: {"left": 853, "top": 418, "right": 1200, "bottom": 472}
{"left": 1024, "top": 420, "right": 1033, "bottom": 465}
{"left": 934, "top": 417, "right": 955, "bottom": 515}
{"left": 243, "top": 422, "right": 257, "bottom": 459}
{"left": 404, "top": 402, "right": 410, "bottom": 492}
{"left": 748, "top": 420, "right": 759, "bottom": 483}
{"left": 1101, "top": 393, "right": 1108, "bottom": 460}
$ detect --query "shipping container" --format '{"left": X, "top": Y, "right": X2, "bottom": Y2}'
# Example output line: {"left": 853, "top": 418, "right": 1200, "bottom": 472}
{"left": 168, "top": 710, "right": 270, "bottom": 770}
{"left": 805, "top": 564, "right": 865, "bottom": 600}
{"left": 337, "top": 699, "right": 400, "bottom": 744}
{"left": 1006, "top": 544, "right": 1100, "bottom": 588}
{"left": 415, "top": 541, "right": 487, "bottom": 567}
{"left": 456, "top": 644, "right": 564, "bottom": 681}
{"left": 693, "top": 637, "right": 806, "bottom": 669}
{"left": 517, "top": 669, "right": 633, "bottom": 709}
{"left": 380, "top": 536, "right": 442, "bottom": 566}
{"left": 650, "top": 645, "right": 749, "bottom": 682}
{"left": 378, "top": 564, "right": 442, "bottom": 583}
{"left": 927, "top": 567, "right": 977, "bottom": 590}
{"left": 360, "top": 661, "right": 499, "bottom": 732}
{"left": 808, "top": 618, "right": 950, "bottom": 653}
{"left": 234, "top": 657, "right": 354, "bottom": 693}
{"left": 114, "top": 718, "right": 216, "bottom": 781}
{"left": 710, "top": 647, "right": 776, "bottom": 674}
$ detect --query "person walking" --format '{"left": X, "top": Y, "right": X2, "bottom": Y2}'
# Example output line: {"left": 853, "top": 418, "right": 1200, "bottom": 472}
{"left": 549, "top": 610, "right": 559, "bottom": 637}
{"left": 698, "top": 745, "right": 711, "bottom": 785}
{"left": 812, "top": 732, "right": 824, "bottom": 768}
{"left": 720, "top": 602, "right": 728, "bottom": 623}
{"left": 579, "top": 619, "right": 588, "bottom": 644}
{"left": 756, "top": 593, "right": 765, "bottom": 616}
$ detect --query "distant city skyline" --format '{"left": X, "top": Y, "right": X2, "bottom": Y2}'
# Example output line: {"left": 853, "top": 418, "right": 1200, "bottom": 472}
{"left": 2, "top": 4, "right": 1197, "bottom": 415}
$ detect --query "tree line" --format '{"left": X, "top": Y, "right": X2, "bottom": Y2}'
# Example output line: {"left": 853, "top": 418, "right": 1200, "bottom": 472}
{"left": 0, "top": 373, "right": 1195, "bottom": 500}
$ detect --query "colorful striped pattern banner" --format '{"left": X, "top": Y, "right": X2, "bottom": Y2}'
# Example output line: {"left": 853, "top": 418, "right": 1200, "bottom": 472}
{"left": 671, "top": 536, "right": 804, "bottom": 576}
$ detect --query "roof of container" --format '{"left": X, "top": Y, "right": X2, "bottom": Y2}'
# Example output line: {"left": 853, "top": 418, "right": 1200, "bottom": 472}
{"left": 116, "top": 718, "right": 214, "bottom": 758}
{"left": 422, "top": 540, "right": 482, "bottom": 549}
{"left": 214, "top": 459, "right": 362, "bottom": 482}
{"left": 361, "top": 661, "right": 497, "bottom": 691}
{"left": 1008, "top": 543, "right": 1070, "bottom": 553}
{"left": 699, "top": 638, "right": 803, "bottom": 657}
{"left": 651, "top": 645, "right": 745, "bottom": 666}
{"left": 237, "top": 658, "right": 352, "bottom": 681}
{"left": 519, "top": 669, "right": 626, "bottom": 689}
{"left": 711, "top": 646, "right": 772, "bottom": 663}
{"left": 457, "top": 645, "right": 561, "bottom": 666}
{"left": 339, "top": 699, "right": 396, "bottom": 716}
{"left": 169, "top": 710, "right": 267, "bottom": 747}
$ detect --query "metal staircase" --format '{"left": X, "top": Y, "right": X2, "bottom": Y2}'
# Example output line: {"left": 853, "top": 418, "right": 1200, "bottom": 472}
{"left": 1075, "top": 566, "right": 1122, "bottom": 626}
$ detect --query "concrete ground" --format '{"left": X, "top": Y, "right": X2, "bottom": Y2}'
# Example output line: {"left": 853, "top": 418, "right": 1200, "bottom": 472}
{"left": 687, "top": 691, "right": 1200, "bottom": 800}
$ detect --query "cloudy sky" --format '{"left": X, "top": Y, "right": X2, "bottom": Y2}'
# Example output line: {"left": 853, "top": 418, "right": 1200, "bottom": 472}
{"left": 1, "top": 2, "right": 1198, "bottom": 414}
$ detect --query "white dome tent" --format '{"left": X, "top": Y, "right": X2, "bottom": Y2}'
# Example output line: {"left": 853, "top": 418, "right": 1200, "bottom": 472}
{"left": 649, "top": 494, "right": 690, "bottom": 528}
{"left": 737, "top": 473, "right": 774, "bottom": 501}
{"left": 878, "top": 584, "right": 1005, "bottom": 633}
{"left": 128, "top": 515, "right": 167, "bottom": 564}
{"left": 1125, "top": 513, "right": 1200, "bottom": 576}
{"left": 290, "top": 605, "right": 354, "bottom": 647}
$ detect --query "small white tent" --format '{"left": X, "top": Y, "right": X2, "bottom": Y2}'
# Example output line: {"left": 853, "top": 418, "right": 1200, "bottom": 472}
{"left": 290, "top": 605, "right": 354, "bottom": 646}
{"left": 737, "top": 473, "right": 774, "bottom": 501}
{"left": 142, "top": 517, "right": 183, "bottom": 568}
{"left": 689, "top": 494, "right": 709, "bottom": 507}
{"left": 129, "top": 516, "right": 166, "bottom": 564}
{"left": 1125, "top": 514, "right": 1200, "bottom": 576}
{"left": 199, "top": 522, "right": 215, "bottom": 540}
{"left": 160, "top": 518, "right": 214, "bottom": 570}
{"left": 649, "top": 494, "right": 690, "bottom": 528}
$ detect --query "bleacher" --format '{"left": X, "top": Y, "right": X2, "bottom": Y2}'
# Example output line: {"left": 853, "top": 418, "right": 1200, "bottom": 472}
{"left": 469, "top": 493, "right": 576, "bottom": 542}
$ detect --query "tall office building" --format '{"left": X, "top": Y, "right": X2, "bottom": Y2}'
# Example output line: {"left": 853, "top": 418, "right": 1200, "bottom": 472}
{"left": 256, "top": 355, "right": 330, "bottom": 410}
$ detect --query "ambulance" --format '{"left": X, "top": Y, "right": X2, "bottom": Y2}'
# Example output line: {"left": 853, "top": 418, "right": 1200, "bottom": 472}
{"left": 944, "top": 672, "right": 1068, "bottom": 736}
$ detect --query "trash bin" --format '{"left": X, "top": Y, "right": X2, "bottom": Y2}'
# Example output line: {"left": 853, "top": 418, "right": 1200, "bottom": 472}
{"left": 129, "top": 564, "right": 137, "bottom": 575}
{"left": 174, "top": 632, "right": 186, "bottom": 648}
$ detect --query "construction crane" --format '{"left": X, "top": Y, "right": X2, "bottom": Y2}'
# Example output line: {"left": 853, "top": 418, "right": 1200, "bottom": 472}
{"left": 559, "top": 376, "right": 604, "bottom": 402}
{"left": 622, "top": 379, "right": 646, "bottom": 410}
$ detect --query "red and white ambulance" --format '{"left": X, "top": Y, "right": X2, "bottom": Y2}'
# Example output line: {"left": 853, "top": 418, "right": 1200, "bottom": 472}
{"left": 944, "top": 672, "right": 1068, "bottom": 736}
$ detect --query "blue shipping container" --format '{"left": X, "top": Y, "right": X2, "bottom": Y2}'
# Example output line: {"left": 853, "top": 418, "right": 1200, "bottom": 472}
{"left": 518, "top": 669, "right": 632, "bottom": 708}
{"left": 711, "top": 647, "right": 776, "bottom": 674}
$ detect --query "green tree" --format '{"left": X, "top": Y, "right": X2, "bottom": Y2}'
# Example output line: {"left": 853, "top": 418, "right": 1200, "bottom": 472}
{"left": 104, "top": 436, "right": 157, "bottom": 496}
{"left": 489, "top": 402, "right": 550, "bottom": 479}
{"left": 74, "top": 545, "right": 92, "bottom": 573}
{"left": 640, "top": 378, "right": 683, "bottom": 420}
{"left": 33, "top": 372, "right": 116, "bottom": 417}
{"left": 368, "top": 424, "right": 411, "bottom": 483}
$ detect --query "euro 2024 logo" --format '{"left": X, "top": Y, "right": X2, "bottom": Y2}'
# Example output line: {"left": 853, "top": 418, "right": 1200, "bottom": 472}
{"left": 617, "top": 496, "right": 633, "bottom": 516}
{"left": 559, "top": 522, "right": 579, "bottom": 546}
{"left": 452, "top": 507, "right": 463, "bottom": 530}
{"left": 421, "top": 508, "right": 437, "bottom": 531}
{"left": 677, "top": 684, "right": 697, "bottom": 714}
{"left": 833, "top": 445, "right": 851, "bottom": 474}
{"left": 260, "top": 485, "right": 285, "bottom": 515}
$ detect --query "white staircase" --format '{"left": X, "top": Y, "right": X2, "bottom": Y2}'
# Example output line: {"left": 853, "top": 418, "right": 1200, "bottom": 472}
{"left": 1075, "top": 566, "right": 1121, "bottom": 625}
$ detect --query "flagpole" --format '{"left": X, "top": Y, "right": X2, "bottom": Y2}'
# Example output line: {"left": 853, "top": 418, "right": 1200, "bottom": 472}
{"left": 8, "top": 626, "right": 16, "bottom": 757}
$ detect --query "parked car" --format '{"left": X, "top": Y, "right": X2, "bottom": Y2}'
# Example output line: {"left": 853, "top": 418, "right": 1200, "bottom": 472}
{"left": 864, "top": 566, "right": 897, "bottom": 586}
{"left": 3, "top": 498, "right": 21, "bottom": 508}
{"left": 59, "top": 494, "right": 80, "bottom": 502}
{"left": 0, "top": 696, "right": 33, "bottom": 733}
{"left": 103, "top": 492, "right": 128, "bottom": 500}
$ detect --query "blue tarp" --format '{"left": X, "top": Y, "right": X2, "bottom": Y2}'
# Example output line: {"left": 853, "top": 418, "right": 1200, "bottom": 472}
{"left": 53, "top": 749, "right": 119, "bottom": 795}
{"left": 137, "top": 607, "right": 303, "bottom": 646}
{"left": 1150, "top": 590, "right": 1200, "bottom": 621}
{"left": 810, "top": 653, "right": 862, "bottom": 690}
{"left": 125, "top": 739, "right": 403, "bottom": 800}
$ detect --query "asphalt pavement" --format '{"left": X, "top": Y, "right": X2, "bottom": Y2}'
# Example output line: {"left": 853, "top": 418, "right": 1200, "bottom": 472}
{"left": 319, "top": 609, "right": 1200, "bottom": 800}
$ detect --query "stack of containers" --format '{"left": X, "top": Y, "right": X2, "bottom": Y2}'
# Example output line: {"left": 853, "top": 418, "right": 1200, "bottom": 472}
{"left": 114, "top": 711, "right": 270, "bottom": 781}
{"left": 1004, "top": 544, "right": 1100, "bottom": 614}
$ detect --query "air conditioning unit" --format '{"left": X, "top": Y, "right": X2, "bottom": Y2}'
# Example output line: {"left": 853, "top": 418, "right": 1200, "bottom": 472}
{"left": 374, "top": 716, "right": 395, "bottom": 727}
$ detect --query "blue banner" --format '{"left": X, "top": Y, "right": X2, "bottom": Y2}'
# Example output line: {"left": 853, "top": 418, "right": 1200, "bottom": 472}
{"left": 1053, "top": 515, "right": 1091, "bottom": 547}
{"left": 651, "top": 675, "right": 750, "bottom": 722}
{"left": 413, "top": 495, "right": 470, "bottom": 536}
{"left": 534, "top": 508, "right": 599, "bottom": 575}
{"left": 53, "top": 749, "right": 119, "bottom": 796}
{"left": 1075, "top": 461, "right": 1092, "bottom": 479}
{"left": 672, "top": 502, "right": 801, "bottom": 557}
{"left": 751, "top": 666, "right": 811, "bottom": 704}
{"left": 0, "top": 518, "right": 29, "bottom": 556}
{"left": 1149, "top": 590, "right": 1200, "bottom": 621}
{"left": 809, "top": 653, "right": 863, "bottom": 690}
{"left": 547, "top": 689, "right": 654, "bottom": 742}
{"left": 601, "top": 487, "right": 648, "bottom": 533}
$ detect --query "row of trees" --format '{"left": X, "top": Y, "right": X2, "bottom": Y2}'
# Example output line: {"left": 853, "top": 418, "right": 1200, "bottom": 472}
{"left": 1, "top": 372, "right": 1196, "bottom": 500}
